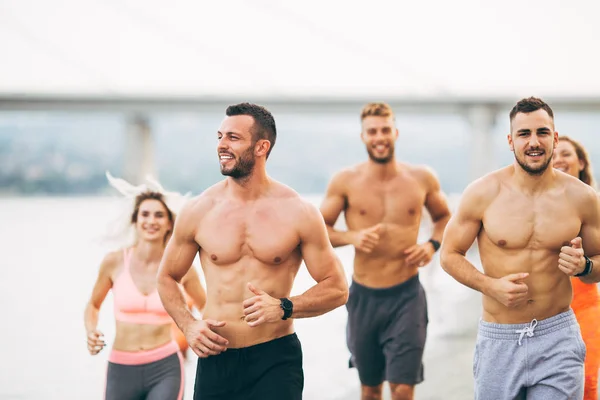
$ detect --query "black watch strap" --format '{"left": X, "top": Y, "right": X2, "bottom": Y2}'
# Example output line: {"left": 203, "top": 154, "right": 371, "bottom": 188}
{"left": 575, "top": 256, "right": 593, "bottom": 277}
{"left": 428, "top": 239, "right": 441, "bottom": 252}
{"left": 280, "top": 298, "right": 293, "bottom": 320}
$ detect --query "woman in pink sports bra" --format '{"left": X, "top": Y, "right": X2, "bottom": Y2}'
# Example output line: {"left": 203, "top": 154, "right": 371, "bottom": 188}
{"left": 84, "top": 173, "right": 206, "bottom": 400}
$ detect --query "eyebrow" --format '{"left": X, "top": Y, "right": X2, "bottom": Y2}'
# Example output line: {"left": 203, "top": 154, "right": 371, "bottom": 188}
{"left": 517, "top": 127, "right": 551, "bottom": 133}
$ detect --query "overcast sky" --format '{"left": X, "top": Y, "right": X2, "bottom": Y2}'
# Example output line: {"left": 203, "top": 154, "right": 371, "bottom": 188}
{"left": 0, "top": 0, "right": 598, "bottom": 98}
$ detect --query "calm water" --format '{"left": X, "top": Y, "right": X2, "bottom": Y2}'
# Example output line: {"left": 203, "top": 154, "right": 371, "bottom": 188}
{"left": 0, "top": 195, "right": 480, "bottom": 400}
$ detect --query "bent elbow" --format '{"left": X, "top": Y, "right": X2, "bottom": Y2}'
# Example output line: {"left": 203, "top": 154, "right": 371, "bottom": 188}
{"left": 439, "top": 249, "right": 452, "bottom": 274}
{"left": 156, "top": 270, "right": 172, "bottom": 291}
{"left": 338, "top": 275, "right": 350, "bottom": 306}
{"left": 338, "top": 286, "right": 349, "bottom": 307}
{"left": 329, "top": 277, "right": 349, "bottom": 310}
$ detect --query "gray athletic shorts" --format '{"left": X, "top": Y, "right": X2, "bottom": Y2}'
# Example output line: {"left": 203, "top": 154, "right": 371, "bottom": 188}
{"left": 474, "top": 309, "right": 586, "bottom": 400}
{"left": 346, "top": 274, "right": 428, "bottom": 386}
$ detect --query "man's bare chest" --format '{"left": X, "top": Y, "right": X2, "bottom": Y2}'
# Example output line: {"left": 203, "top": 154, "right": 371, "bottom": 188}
{"left": 483, "top": 195, "right": 581, "bottom": 250}
{"left": 345, "top": 179, "right": 427, "bottom": 223}
{"left": 196, "top": 206, "right": 301, "bottom": 265}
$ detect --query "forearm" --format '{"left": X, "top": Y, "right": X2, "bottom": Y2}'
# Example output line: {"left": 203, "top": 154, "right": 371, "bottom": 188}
{"left": 84, "top": 303, "right": 100, "bottom": 333}
{"left": 326, "top": 225, "right": 355, "bottom": 248}
{"left": 290, "top": 275, "right": 348, "bottom": 318}
{"left": 579, "top": 255, "right": 600, "bottom": 283}
{"left": 430, "top": 215, "right": 451, "bottom": 242}
{"left": 157, "top": 274, "right": 196, "bottom": 332}
{"left": 440, "top": 252, "right": 492, "bottom": 295}
{"left": 183, "top": 280, "right": 207, "bottom": 312}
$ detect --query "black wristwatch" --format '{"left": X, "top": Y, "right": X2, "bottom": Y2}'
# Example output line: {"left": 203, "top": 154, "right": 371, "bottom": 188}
{"left": 428, "top": 239, "right": 441, "bottom": 252}
{"left": 575, "top": 256, "right": 594, "bottom": 277}
{"left": 280, "top": 298, "right": 293, "bottom": 320}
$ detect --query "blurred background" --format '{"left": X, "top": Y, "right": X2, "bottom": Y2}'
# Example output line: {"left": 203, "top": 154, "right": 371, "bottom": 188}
{"left": 2, "top": 0, "right": 600, "bottom": 399}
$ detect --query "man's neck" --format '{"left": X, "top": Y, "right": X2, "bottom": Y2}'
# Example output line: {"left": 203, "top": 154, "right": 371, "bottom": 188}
{"left": 366, "top": 157, "right": 400, "bottom": 180}
{"left": 226, "top": 168, "right": 270, "bottom": 200}
{"left": 511, "top": 163, "right": 557, "bottom": 195}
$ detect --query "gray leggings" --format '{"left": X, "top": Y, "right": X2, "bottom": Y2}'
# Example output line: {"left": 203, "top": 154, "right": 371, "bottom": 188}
{"left": 105, "top": 352, "right": 184, "bottom": 400}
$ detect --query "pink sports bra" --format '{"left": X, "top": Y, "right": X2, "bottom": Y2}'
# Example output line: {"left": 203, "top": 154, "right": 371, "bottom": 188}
{"left": 112, "top": 248, "right": 173, "bottom": 325}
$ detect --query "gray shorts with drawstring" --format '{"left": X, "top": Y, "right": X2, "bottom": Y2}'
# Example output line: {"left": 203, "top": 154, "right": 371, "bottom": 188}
{"left": 474, "top": 309, "right": 586, "bottom": 400}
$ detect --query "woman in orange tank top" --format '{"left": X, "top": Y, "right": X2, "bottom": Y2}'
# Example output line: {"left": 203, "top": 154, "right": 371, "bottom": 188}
{"left": 554, "top": 136, "right": 600, "bottom": 400}
{"left": 84, "top": 172, "right": 206, "bottom": 400}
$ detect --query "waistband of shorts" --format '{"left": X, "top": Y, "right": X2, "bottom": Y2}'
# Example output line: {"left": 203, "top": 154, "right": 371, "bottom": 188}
{"left": 109, "top": 340, "right": 179, "bottom": 365}
{"left": 226, "top": 332, "right": 299, "bottom": 353}
{"left": 351, "top": 274, "right": 420, "bottom": 297}
{"left": 478, "top": 309, "right": 577, "bottom": 340}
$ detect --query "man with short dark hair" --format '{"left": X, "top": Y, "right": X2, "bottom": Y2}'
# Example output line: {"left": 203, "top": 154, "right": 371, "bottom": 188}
{"left": 441, "top": 96, "right": 600, "bottom": 399}
{"left": 157, "top": 102, "right": 349, "bottom": 400}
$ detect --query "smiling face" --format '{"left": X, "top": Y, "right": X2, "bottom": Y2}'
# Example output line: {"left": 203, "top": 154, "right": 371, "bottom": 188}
{"left": 133, "top": 198, "right": 173, "bottom": 243}
{"left": 553, "top": 139, "right": 584, "bottom": 179}
{"left": 361, "top": 115, "right": 398, "bottom": 164}
{"left": 217, "top": 114, "right": 259, "bottom": 179}
{"left": 508, "top": 108, "right": 558, "bottom": 175}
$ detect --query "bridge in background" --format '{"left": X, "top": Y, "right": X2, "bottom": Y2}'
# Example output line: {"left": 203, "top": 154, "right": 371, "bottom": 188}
{"left": 2, "top": 94, "right": 600, "bottom": 184}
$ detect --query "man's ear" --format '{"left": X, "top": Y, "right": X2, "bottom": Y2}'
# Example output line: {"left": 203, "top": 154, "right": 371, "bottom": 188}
{"left": 255, "top": 139, "right": 271, "bottom": 157}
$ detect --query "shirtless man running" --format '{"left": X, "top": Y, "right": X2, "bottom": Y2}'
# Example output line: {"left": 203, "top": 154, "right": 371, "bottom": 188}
{"left": 440, "top": 97, "right": 600, "bottom": 399}
{"left": 320, "top": 102, "right": 452, "bottom": 400}
{"left": 157, "top": 102, "right": 349, "bottom": 400}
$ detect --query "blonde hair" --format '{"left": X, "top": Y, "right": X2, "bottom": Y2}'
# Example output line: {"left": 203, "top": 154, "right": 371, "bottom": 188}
{"left": 558, "top": 136, "right": 596, "bottom": 189}
{"left": 360, "top": 102, "right": 395, "bottom": 121}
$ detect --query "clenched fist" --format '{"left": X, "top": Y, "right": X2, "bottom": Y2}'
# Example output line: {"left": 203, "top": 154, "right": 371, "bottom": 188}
{"left": 558, "top": 237, "right": 586, "bottom": 276}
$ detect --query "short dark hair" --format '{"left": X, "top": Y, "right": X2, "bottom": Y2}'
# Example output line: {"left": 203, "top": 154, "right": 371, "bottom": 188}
{"left": 509, "top": 97, "right": 554, "bottom": 123}
{"left": 226, "top": 102, "right": 277, "bottom": 158}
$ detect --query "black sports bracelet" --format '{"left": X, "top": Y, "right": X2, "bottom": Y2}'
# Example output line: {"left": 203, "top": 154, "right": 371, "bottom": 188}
{"left": 428, "top": 239, "right": 441, "bottom": 252}
{"left": 574, "top": 256, "right": 593, "bottom": 277}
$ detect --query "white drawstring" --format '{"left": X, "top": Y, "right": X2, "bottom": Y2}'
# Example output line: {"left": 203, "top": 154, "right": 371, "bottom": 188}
{"left": 515, "top": 319, "right": 538, "bottom": 346}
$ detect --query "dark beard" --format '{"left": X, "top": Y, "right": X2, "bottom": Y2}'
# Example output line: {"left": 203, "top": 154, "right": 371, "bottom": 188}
{"left": 220, "top": 146, "right": 255, "bottom": 179}
{"left": 367, "top": 147, "right": 394, "bottom": 164}
{"left": 515, "top": 153, "right": 552, "bottom": 176}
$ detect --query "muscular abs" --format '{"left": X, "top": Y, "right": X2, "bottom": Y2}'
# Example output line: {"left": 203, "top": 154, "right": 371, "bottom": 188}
{"left": 197, "top": 198, "right": 301, "bottom": 348}
{"left": 479, "top": 187, "right": 582, "bottom": 324}
{"left": 346, "top": 174, "right": 427, "bottom": 287}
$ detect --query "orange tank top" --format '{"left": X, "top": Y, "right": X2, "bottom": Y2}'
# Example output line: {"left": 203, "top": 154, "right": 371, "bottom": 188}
{"left": 571, "top": 277, "right": 600, "bottom": 312}
{"left": 112, "top": 248, "right": 173, "bottom": 325}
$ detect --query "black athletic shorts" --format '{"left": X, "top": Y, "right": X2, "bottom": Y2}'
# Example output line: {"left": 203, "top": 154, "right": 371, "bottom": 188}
{"left": 193, "top": 333, "right": 304, "bottom": 400}
{"left": 346, "top": 274, "right": 428, "bottom": 386}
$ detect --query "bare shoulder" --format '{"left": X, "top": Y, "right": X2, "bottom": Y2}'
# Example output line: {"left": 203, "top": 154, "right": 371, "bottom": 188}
{"left": 406, "top": 163, "right": 440, "bottom": 188}
{"left": 170, "top": 182, "right": 223, "bottom": 241}
{"left": 560, "top": 172, "right": 598, "bottom": 207}
{"left": 460, "top": 168, "right": 503, "bottom": 208}
{"left": 180, "top": 182, "right": 224, "bottom": 219}
{"left": 328, "top": 164, "right": 363, "bottom": 189}
{"left": 270, "top": 181, "right": 322, "bottom": 224}
{"left": 296, "top": 198, "right": 326, "bottom": 233}
{"left": 99, "top": 249, "right": 124, "bottom": 277}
